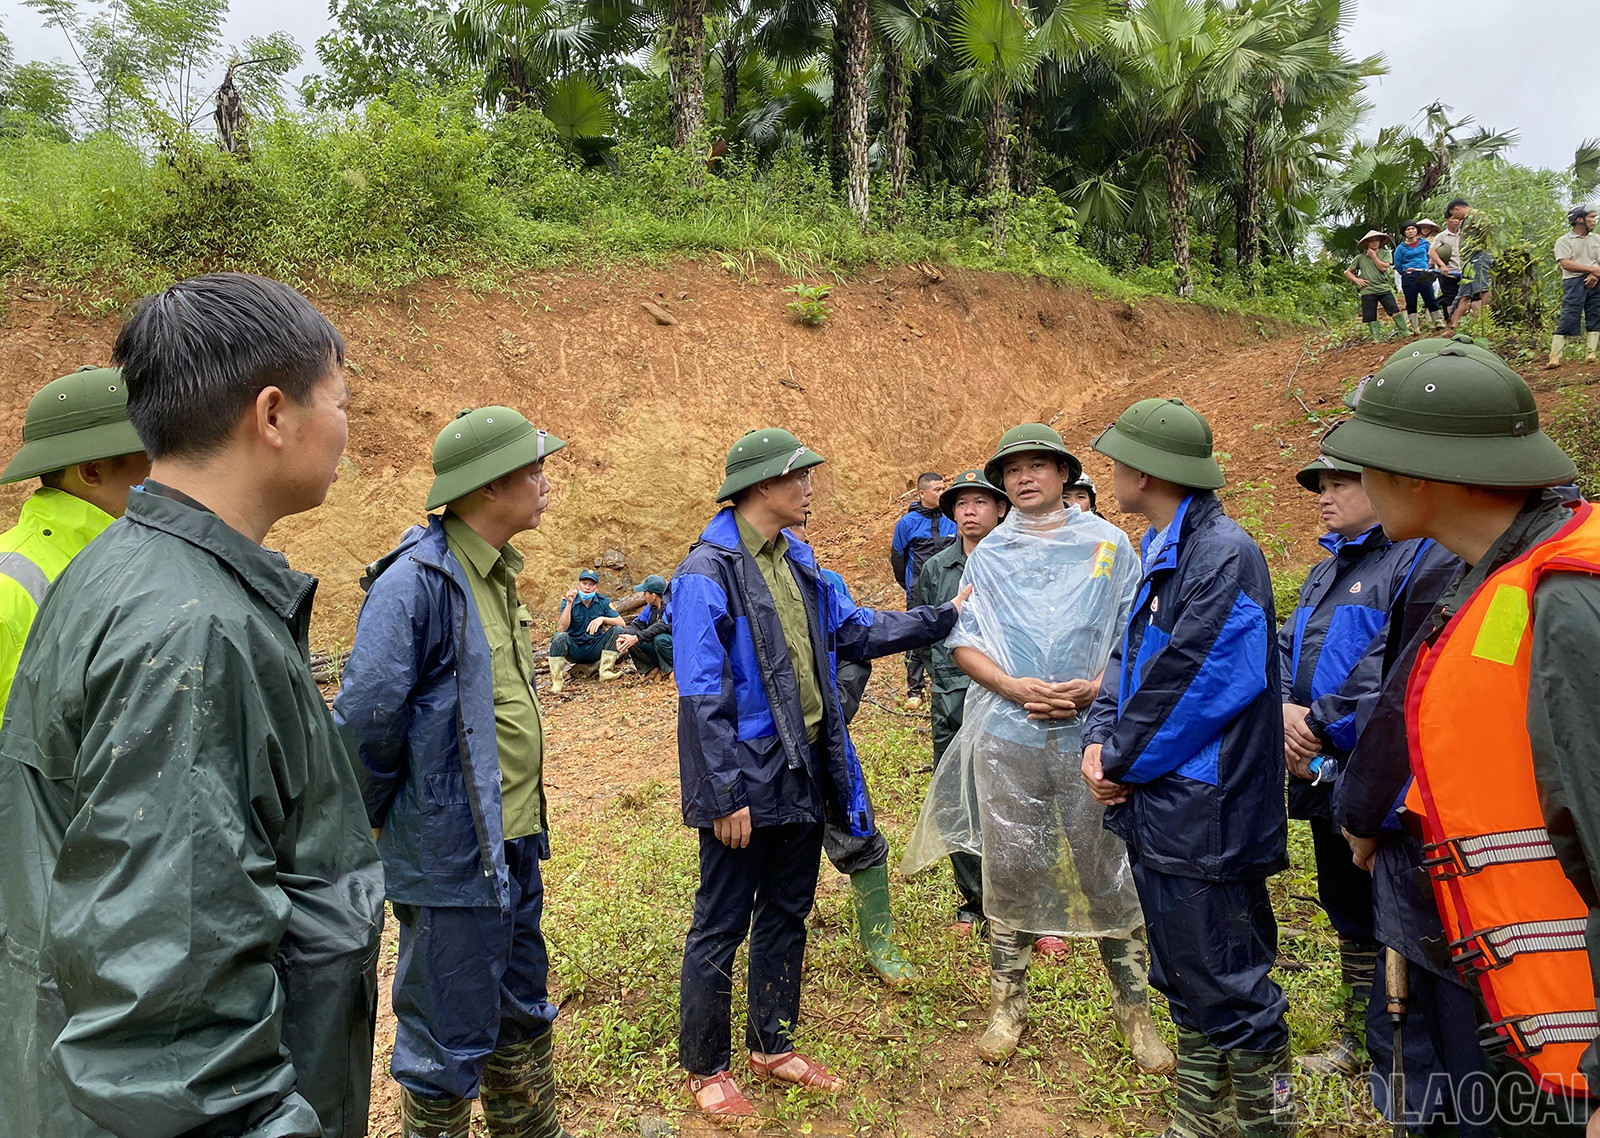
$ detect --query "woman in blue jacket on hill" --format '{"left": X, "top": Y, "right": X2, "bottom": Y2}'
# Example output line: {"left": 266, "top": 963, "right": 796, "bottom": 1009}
{"left": 1394, "top": 220, "right": 1445, "bottom": 329}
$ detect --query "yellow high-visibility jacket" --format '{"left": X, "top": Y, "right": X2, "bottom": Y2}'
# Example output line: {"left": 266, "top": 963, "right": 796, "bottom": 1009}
{"left": 0, "top": 487, "right": 114, "bottom": 717}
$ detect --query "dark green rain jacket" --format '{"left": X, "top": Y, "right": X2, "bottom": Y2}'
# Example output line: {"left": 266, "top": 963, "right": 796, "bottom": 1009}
{"left": 0, "top": 485, "right": 384, "bottom": 1138}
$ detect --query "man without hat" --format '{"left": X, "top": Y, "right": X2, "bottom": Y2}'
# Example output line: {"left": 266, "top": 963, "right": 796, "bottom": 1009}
{"left": 1277, "top": 454, "right": 1445, "bottom": 1078}
{"left": 674, "top": 428, "right": 966, "bottom": 1120}
{"left": 0, "top": 366, "right": 149, "bottom": 711}
{"left": 907, "top": 425, "right": 1172, "bottom": 1072}
{"left": 336, "top": 407, "right": 572, "bottom": 1138}
{"left": 548, "top": 569, "right": 625, "bottom": 692}
{"left": 1323, "top": 345, "right": 1600, "bottom": 1134}
{"left": 0, "top": 273, "right": 383, "bottom": 1136}
{"left": 615, "top": 573, "right": 673, "bottom": 679}
{"left": 1081, "top": 398, "right": 1292, "bottom": 1136}
{"left": 1063, "top": 471, "right": 1099, "bottom": 516}
{"left": 909, "top": 467, "right": 1009, "bottom": 934}
{"left": 1548, "top": 205, "right": 1600, "bottom": 370}
{"left": 890, "top": 470, "right": 957, "bottom": 709}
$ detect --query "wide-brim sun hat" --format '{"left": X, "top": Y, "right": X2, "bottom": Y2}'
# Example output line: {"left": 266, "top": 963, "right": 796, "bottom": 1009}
{"left": 427, "top": 406, "right": 565, "bottom": 510}
{"left": 938, "top": 467, "right": 1008, "bottom": 520}
{"left": 1092, "top": 397, "right": 1225, "bottom": 490}
{"left": 716, "top": 427, "right": 824, "bottom": 503}
{"left": 1416, "top": 218, "right": 1441, "bottom": 236}
{"left": 982, "top": 424, "right": 1082, "bottom": 491}
{"left": 1, "top": 367, "right": 146, "bottom": 484}
{"left": 1320, "top": 344, "right": 1576, "bottom": 487}
{"left": 1295, "top": 456, "right": 1364, "bottom": 493}
{"left": 1358, "top": 229, "right": 1390, "bottom": 249}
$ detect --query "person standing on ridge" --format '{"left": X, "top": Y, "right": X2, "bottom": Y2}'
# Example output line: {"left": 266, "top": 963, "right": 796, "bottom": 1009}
{"left": 891, "top": 470, "right": 956, "bottom": 708}
{"left": 1548, "top": 205, "right": 1600, "bottom": 370}
{"left": 337, "top": 407, "right": 574, "bottom": 1138}
{"left": 0, "top": 366, "right": 149, "bottom": 713}
{"left": 1082, "top": 398, "right": 1293, "bottom": 1137}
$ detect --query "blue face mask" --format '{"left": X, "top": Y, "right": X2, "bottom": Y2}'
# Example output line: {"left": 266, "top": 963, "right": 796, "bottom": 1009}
{"left": 578, "top": 586, "right": 596, "bottom": 599}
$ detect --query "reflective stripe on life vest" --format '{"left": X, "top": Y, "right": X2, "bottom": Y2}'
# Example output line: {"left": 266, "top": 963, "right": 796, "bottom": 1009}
{"left": 0, "top": 551, "right": 47, "bottom": 605}
{"left": 1404, "top": 500, "right": 1600, "bottom": 1097}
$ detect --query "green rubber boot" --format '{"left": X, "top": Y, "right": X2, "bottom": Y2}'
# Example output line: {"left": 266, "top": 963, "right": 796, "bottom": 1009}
{"left": 1366, "top": 320, "right": 1385, "bottom": 342}
{"left": 1392, "top": 312, "right": 1412, "bottom": 337}
{"left": 480, "top": 1031, "right": 573, "bottom": 1138}
{"left": 1229, "top": 1042, "right": 1296, "bottom": 1138}
{"left": 400, "top": 1088, "right": 472, "bottom": 1138}
{"left": 1159, "top": 1028, "right": 1234, "bottom": 1138}
{"left": 850, "top": 864, "right": 918, "bottom": 984}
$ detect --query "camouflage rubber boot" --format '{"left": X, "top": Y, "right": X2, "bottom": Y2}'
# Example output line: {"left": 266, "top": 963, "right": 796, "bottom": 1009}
{"left": 400, "top": 1089, "right": 472, "bottom": 1138}
{"left": 978, "top": 924, "right": 1031, "bottom": 1062}
{"left": 1159, "top": 1028, "right": 1234, "bottom": 1138}
{"left": 1300, "top": 936, "right": 1376, "bottom": 1077}
{"left": 480, "top": 1032, "right": 573, "bottom": 1138}
{"left": 1099, "top": 934, "right": 1175, "bottom": 1074}
{"left": 1229, "top": 1043, "right": 1296, "bottom": 1138}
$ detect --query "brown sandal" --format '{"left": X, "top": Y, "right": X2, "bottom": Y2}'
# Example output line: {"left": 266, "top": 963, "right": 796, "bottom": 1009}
{"left": 687, "top": 1070, "right": 755, "bottom": 1118}
{"left": 749, "top": 1050, "right": 844, "bottom": 1092}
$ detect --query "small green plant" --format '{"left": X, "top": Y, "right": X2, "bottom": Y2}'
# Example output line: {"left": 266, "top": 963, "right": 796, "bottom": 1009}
{"left": 784, "top": 282, "right": 832, "bottom": 325}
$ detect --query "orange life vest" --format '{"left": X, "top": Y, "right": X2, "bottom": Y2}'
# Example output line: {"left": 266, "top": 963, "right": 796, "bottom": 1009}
{"left": 1405, "top": 500, "right": 1600, "bottom": 1097}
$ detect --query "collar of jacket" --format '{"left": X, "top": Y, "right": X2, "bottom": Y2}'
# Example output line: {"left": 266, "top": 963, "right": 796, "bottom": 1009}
{"left": 1440, "top": 490, "right": 1577, "bottom": 622}
{"left": 127, "top": 483, "right": 314, "bottom": 623}
{"left": 1318, "top": 522, "right": 1387, "bottom": 557}
{"left": 17, "top": 486, "right": 115, "bottom": 555}
{"left": 699, "top": 507, "right": 817, "bottom": 569}
{"left": 907, "top": 502, "right": 939, "bottom": 518}
{"left": 1139, "top": 491, "right": 1221, "bottom": 576}
{"left": 359, "top": 514, "right": 475, "bottom": 595}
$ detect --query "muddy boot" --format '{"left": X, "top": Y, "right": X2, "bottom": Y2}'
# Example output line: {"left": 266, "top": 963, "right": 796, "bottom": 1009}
{"left": 400, "top": 1089, "right": 472, "bottom": 1138}
{"left": 1229, "top": 1043, "right": 1295, "bottom": 1138}
{"left": 480, "top": 1031, "right": 573, "bottom": 1138}
{"left": 977, "top": 974, "right": 1028, "bottom": 1062}
{"left": 1158, "top": 1028, "right": 1233, "bottom": 1138}
{"left": 1549, "top": 334, "right": 1567, "bottom": 369}
{"left": 850, "top": 864, "right": 918, "bottom": 984}
{"left": 548, "top": 656, "right": 569, "bottom": 694}
{"left": 1301, "top": 936, "right": 1376, "bottom": 1076}
{"left": 1366, "top": 320, "right": 1385, "bottom": 342}
{"left": 1099, "top": 934, "right": 1175, "bottom": 1074}
{"left": 1391, "top": 312, "right": 1412, "bottom": 338}
{"left": 1588, "top": 331, "right": 1599, "bottom": 362}
{"left": 597, "top": 649, "right": 623, "bottom": 681}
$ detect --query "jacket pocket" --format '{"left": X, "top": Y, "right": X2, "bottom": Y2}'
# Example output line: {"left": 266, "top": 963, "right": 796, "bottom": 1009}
{"left": 424, "top": 770, "right": 470, "bottom": 807}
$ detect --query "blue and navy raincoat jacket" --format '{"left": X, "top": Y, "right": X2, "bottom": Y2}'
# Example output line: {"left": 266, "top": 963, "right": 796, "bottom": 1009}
{"left": 334, "top": 516, "right": 518, "bottom": 911}
{"left": 1083, "top": 492, "right": 1287, "bottom": 881}
{"left": 1278, "top": 525, "right": 1438, "bottom": 820}
{"left": 675, "top": 508, "right": 956, "bottom": 833}
{"left": 890, "top": 504, "right": 957, "bottom": 595}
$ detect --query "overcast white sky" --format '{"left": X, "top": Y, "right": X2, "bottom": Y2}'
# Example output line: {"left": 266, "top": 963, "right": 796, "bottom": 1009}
{"left": 2, "top": 0, "right": 1590, "bottom": 173}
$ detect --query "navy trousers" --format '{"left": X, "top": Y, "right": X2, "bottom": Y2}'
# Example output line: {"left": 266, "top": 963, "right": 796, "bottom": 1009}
{"left": 626, "top": 631, "right": 674, "bottom": 675}
{"left": 679, "top": 822, "right": 824, "bottom": 1074}
{"left": 1557, "top": 275, "right": 1600, "bottom": 336}
{"left": 391, "top": 835, "right": 558, "bottom": 1099}
{"left": 1131, "top": 854, "right": 1289, "bottom": 1052}
{"left": 1309, "top": 814, "right": 1376, "bottom": 943}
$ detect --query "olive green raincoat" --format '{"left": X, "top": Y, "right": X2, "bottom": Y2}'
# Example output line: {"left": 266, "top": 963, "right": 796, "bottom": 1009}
{"left": 0, "top": 484, "right": 384, "bottom": 1137}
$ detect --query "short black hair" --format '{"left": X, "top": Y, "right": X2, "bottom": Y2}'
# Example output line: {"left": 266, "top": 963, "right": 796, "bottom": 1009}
{"left": 917, "top": 471, "right": 942, "bottom": 487}
{"left": 1445, "top": 198, "right": 1470, "bottom": 217}
{"left": 113, "top": 273, "right": 344, "bottom": 460}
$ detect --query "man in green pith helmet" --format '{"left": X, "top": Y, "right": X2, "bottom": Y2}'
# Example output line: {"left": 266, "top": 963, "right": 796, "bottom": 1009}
{"left": 336, "top": 407, "right": 573, "bottom": 1138}
{"left": 909, "top": 467, "right": 1009, "bottom": 934}
{"left": 549, "top": 569, "right": 625, "bottom": 692}
{"left": 1321, "top": 346, "right": 1600, "bottom": 1136}
{"left": 1081, "top": 398, "right": 1293, "bottom": 1137}
{"left": 0, "top": 367, "right": 149, "bottom": 713}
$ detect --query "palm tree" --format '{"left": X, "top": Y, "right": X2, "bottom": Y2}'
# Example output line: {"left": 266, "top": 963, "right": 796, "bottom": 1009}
{"left": 948, "top": 0, "right": 1043, "bottom": 247}
{"left": 435, "top": 0, "right": 592, "bottom": 110}
{"left": 871, "top": 0, "right": 941, "bottom": 218}
{"left": 838, "top": 0, "right": 872, "bottom": 225}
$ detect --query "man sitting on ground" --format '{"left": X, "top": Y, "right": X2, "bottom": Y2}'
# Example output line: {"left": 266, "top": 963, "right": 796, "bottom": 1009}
{"left": 616, "top": 574, "right": 673, "bottom": 679}
{"left": 549, "top": 568, "right": 624, "bottom": 692}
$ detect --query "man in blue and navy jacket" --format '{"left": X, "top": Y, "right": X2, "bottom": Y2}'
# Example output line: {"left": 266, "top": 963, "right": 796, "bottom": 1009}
{"left": 890, "top": 471, "right": 956, "bottom": 705}
{"left": 675, "top": 428, "right": 962, "bottom": 1122}
{"left": 1081, "top": 398, "right": 1292, "bottom": 1138}
{"left": 1278, "top": 455, "right": 1444, "bottom": 1078}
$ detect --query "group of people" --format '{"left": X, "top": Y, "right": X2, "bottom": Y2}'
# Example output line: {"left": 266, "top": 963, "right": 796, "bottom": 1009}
{"left": 0, "top": 269, "right": 1599, "bottom": 1138}
{"left": 1345, "top": 198, "right": 1493, "bottom": 341}
{"left": 546, "top": 568, "right": 674, "bottom": 691}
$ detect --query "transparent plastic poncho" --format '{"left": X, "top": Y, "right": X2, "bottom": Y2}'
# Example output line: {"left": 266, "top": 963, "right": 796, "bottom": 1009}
{"left": 902, "top": 506, "right": 1145, "bottom": 937}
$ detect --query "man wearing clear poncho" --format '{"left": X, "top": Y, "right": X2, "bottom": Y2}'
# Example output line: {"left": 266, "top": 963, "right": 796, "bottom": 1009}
{"left": 904, "top": 424, "right": 1173, "bottom": 1073}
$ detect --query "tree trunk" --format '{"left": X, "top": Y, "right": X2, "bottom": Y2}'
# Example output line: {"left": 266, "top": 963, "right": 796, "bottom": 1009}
{"left": 1236, "top": 121, "right": 1262, "bottom": 278}
{"left": 908, "top": 71, "right": 925, "bottom": 183}
{"left": 214, "top": 68, "right": 247, "bottom": 155}
{"left": 829, "top": 3, "right": 848, "bottom": 191}
{"left": 668, "top": 0, "right": 708, "bottom": 151}
{"left": 721, "top": 38, "right": 739, "bottom": 138}
{"left": 884, "top": 48, "right": 909, "bottom": 222}
{"left": 1013, "top": 79, "right": 1038, "bottom": 194}
{"left": 986, "top": 92, "right": 1010, "bottom": 251}
{"left": 842, "top": 0, "right": 871, "bottom": 228}
{"left": 1165, "top": 131, "right": 1192, "bottom": 297}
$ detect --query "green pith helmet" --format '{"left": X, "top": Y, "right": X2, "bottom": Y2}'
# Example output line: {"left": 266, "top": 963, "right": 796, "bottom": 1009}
{"left": 426, "top": 406, "right": 565, "bottom": 510}
{"left": 716, "top": 427, "right": 823, "bottom": 502}
{"left": 1091, "top": 398, "right": 1225, "bottom": 490}
{"left": 635, "top": 574, "right": 668, "bottom": 596}
{"left": 1320, "top": 344, "right": 1576, "bottom": 487}
{"left": 1344, "top": 334, "right": 1497, "bottom": 408}
{"left": 1, "top": 367, "right": 145, "bottom": 484}
{"left": 983, "top": 424, "right": 1082, "bottom": 491}
{"left": 1295, "top": 455, "right": 1364, "bottom": 494}
{"left": 938, "top": 467, "right": 1008, "bottom": 520}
